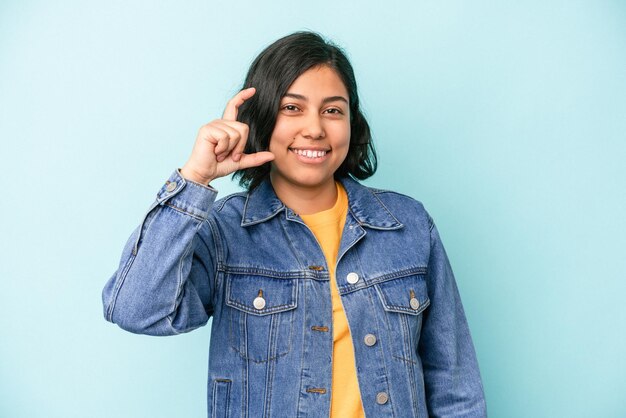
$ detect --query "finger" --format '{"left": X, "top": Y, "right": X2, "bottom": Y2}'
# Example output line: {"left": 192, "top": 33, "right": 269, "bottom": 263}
{"left": 213, "top": 121, "right": 241, "bottom": 149}
{"left": 236, "top": 151, "right": 275, "bottom": 170}
{"left": 227, "top": 122, "right": 250, "bottom": 162}
{"left": 213, "top": 132, "right": 232, "bottom": 156}
{"left": 213, "top": 122, "right": 241, "bottom": 161}
{"left": 222, "top": 87, "right": 256, "bottom": 121}
{"left": 213, "top": 120, "right": 249, "bottom": 162}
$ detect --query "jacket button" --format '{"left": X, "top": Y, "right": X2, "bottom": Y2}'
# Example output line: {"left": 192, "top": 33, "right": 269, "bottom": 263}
{"left": 346, "top": 272, "right": 359, "bottom": 284}
{"left": 165, "top": 181, "right": 177, "bottom": 192}
{"left": 364, "top": 334, "right": 377, "bottom": 346}
{"left": 253, "top": 296, "right": 266, "bottom": 310}
{"left": 409, "top": 297, "right": 420, "bottom": 310}
{"left": 376, "top": 391, "right": 389, "bottom": 404}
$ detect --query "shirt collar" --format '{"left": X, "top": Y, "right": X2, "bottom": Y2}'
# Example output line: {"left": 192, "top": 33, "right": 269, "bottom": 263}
{"left": 241, "top": 177, "right": 403, "bottom": 230}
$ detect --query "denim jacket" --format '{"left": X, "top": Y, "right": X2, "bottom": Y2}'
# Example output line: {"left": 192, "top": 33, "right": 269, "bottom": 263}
{"left": 102, "top": 169, "right": 487, "bottom": 418}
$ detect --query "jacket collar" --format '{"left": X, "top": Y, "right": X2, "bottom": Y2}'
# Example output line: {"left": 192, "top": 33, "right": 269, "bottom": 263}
{"left": 241, "top": 177, "right": 403, "bottom": 230}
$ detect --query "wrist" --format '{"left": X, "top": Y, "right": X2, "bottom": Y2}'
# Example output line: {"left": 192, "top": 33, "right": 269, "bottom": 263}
{"left": 180, "top": 166, "right": 213, "bottom": 186}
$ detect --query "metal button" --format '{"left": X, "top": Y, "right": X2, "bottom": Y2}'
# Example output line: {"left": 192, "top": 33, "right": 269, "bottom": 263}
{"left": 364, "top": 334, "right": 377, "bottom": 346}
{"left": 346, "top": 272, "right": 359, "bottom": 284}
{"left": 410, "top": 297, "right": 420, "bottom": 310}
{"left": 165, "top": 181, "right": 177, "bottom": 192}
{"left": 253, "top": 296, "right": 266, "bottom": 310}
{"left": 376, "top": 391, "right": 389, "bottom": 404}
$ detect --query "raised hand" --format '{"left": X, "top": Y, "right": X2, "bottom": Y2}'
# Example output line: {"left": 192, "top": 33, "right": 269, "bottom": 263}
{"left": 180, "top": 87, "right": 274, "bottom": 185}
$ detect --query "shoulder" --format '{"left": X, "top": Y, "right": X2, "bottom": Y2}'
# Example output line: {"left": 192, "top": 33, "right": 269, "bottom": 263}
{"left": 362, "top": 183, "right": 434, "bottom": 229}
{"left": 369, "top": 185, "right": 424, "bottom": 207}
{"left": 339, "top": 177, "right": 434, "bottom": 233}
{"left": 208, "top": 190, "right": 248, "bottom": 222}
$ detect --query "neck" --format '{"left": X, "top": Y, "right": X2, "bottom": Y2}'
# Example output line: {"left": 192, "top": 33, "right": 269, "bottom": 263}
{"left": 270, "top": 175, "right": 338, "bottom": 215}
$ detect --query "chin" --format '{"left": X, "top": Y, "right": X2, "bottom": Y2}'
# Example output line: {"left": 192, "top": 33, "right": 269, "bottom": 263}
{"left": 292, "top": 176, "right": 332, "bottom": 188}
{"left": 281, "top": 172, "right": 335, "bottom": 189}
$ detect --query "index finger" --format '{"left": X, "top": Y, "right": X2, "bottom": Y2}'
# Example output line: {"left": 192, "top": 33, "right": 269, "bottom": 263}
{"left": 222, "top": 87, "right": 256, "bottom": 121}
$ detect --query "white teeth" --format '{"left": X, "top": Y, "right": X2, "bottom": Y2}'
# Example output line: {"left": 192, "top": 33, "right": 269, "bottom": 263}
{"left": 292, "top": 149, "right": 327, "bottom": 158}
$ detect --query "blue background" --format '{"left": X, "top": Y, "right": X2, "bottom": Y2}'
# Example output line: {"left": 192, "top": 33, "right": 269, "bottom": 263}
{"left": 1, "top": 1, "right": 625, "bottom": 416}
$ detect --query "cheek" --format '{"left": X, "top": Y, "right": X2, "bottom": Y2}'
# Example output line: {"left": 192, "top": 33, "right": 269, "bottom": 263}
{"left": 268, "top": 123, "right": 293, "bottom": 150}
{"left": 337, "top": 125, "right": 351, "bottom": 150}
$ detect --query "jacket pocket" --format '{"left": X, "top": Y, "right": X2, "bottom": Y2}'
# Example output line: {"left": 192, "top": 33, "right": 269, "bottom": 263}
{"left": 225, "top": 273, "right": 298, "bottom": 363}
{"left": 211, "top": 379, "right": 231, "bottom": 418}
{"left": 375, "top": 274, "right": 430, "bottom": 363}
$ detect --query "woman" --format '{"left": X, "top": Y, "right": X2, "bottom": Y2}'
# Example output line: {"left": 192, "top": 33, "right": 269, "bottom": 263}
{"left": 102, "top": 31, "right": 487, "bottom": 417}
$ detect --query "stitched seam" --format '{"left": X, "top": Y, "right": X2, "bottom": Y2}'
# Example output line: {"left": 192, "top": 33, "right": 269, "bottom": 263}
{"left": 367, "top": 286, "right": 396, "bottom": 416}
{"left": 379, "top": 297, "right": 431, "bottom": 316}
{"left": 215, "top": 192, "right": 246, "bottom": 212}
{"left": 231, "top": 347, "right": 290, "bottom": 363}
{"left": 166, "top": 220, "right": 201, "bottom": 333}
{"left": 406, "top": 347, "right": 420, "bottom": 418}
{"left": 106, "top": 253, "right": 136, "bottom": 321}
{"left": 338, "top": 267, "right": 428, "bottom": 295}
{"left": 226, "top": 298, "right": 296, "bottom": 314}
{"left": 263, "top": 314, "right": 278, "bottom": 417}
{"left": 335, "top": 220, "right": 366, "bottom": 283}
{"left": 212, "top": 379, "right": 231, "bottom": 418}
{"left": 392, "top": 354, "right": 418, "bottom": 365}
{"left": 242, "top": 355, "right": 248, "bottom": 418}
{"left": 206, "top": 217, "right": 223, "bottom": 311}
{"left": 296, "top": 279, "right": 308, "bottom": 417}
{"left": 164, "top": 200, "right": 205, "bottom": 221}
{"left": 364, "top": 286, "right": 383, "bottom": 410}
{"left": 132, "top": 200, "right": 159, "bottom": 255}
{"left": 401, "top": 313, "right": 412, "bottom": 364}
{"left": 223, "top": 266, "right": 309, "bottom": 279}
{"left": 371, "top": 191, "right": 404, "bottom": 226}
{"left": 278, "top": 214, "right": 307, "bottom": 272}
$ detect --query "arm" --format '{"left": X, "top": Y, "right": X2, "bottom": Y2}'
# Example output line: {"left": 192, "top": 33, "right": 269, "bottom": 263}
{"left": 101, "top": 169, "right": 219, "bottom": 336}
{"left": 102, "top": 87, "right": 274, "bottom": 336}
{"left": 418, "top": 216, "right": 487, "bottom": 417}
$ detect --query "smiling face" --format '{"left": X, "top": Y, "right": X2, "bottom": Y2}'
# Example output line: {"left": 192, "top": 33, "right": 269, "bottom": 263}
{"left": 268, "top": 65, "right": 351, "bottom": 200}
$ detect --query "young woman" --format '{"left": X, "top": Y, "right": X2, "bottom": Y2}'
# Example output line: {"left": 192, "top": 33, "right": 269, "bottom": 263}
{"left": 102, "top": 31, "right": 487, "bottom": 417}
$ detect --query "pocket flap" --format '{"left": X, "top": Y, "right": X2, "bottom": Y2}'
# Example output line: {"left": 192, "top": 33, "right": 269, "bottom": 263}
{"left": 225, "top": 274, "right": 298, "bottom": 316}
{"left": 375, "top": 275, "right": 430, "bottom": 315}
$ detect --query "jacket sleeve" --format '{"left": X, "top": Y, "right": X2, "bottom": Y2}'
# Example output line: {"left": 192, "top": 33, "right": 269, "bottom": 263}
{"left": 418, "top": 215, "right": 487, "bottom": 417}
{"left": 101, "top": 169, "right": 220, "bottom": 336}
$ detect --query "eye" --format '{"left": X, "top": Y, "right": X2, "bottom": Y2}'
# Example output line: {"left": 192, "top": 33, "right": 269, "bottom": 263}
{"left": 281, "top": 104, "right": 300, "bottom": 112}
{"left": 324, "top": 108, "right": 343, "bottom": 114}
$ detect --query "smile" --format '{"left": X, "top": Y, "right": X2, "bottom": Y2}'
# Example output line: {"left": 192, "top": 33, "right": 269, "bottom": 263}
{"left": 288, "top": 148, "right": 330, "bottom": 159}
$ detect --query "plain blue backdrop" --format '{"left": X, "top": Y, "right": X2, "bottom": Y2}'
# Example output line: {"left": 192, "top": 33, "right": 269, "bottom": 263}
{"left": 1, "top": 1, "right": 625, "bottom": 417}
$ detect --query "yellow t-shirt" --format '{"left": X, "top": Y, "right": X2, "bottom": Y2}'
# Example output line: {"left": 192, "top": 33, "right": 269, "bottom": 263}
{"left": 300, "top": 182, "right": 365, "bottom": 418}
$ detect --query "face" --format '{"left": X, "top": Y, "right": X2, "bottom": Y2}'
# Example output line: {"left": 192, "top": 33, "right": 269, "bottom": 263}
{"left": 268, "top": 65, "right": 351, "bottom": 193}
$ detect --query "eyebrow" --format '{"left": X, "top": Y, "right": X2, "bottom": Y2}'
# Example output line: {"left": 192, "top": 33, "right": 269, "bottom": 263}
{"left": 283, "top": 93, "right": 349, "bottom": 105}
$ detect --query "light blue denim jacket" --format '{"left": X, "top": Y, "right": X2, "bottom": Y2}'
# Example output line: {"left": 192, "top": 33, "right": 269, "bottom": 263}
{"left": 102, "top": 169, "right": 487, "bottom": 418}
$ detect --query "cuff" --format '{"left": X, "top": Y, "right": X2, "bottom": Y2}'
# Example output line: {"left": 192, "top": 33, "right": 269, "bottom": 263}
{"left": 154, "top": 169, "right": 219, "bottom": 220}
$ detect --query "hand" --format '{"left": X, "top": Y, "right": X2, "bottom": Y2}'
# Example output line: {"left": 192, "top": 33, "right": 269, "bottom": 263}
{"left": 180, "top": 87, "right": 275, "bottom": 185}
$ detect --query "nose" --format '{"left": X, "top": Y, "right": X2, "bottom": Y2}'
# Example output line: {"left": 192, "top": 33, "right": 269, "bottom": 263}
{"left": 300, "top": 112, "right": 325, "bottom": 140}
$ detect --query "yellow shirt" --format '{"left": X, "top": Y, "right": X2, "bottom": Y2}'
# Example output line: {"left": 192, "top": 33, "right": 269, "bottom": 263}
{"left": 300, "top": 182, "right": 365, "bottom": 418}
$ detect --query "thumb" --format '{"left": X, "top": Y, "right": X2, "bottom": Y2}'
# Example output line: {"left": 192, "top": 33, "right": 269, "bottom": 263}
{"left": 237, "top": 151, "right": 275, "bottom": 170}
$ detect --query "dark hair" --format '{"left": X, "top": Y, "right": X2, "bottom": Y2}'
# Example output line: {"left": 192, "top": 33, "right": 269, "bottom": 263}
{"left": 232, "top": 31, "right": 377, "bottom": 191}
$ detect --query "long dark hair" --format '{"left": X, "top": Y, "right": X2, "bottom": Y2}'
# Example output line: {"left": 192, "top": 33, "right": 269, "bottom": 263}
{"left": 232, "top": 31, "right": 377, "bottom": 191}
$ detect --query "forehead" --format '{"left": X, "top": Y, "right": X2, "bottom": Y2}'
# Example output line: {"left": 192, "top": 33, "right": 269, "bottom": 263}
{"left": 285, "top": 65, "right": 348, "bottom": 98}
